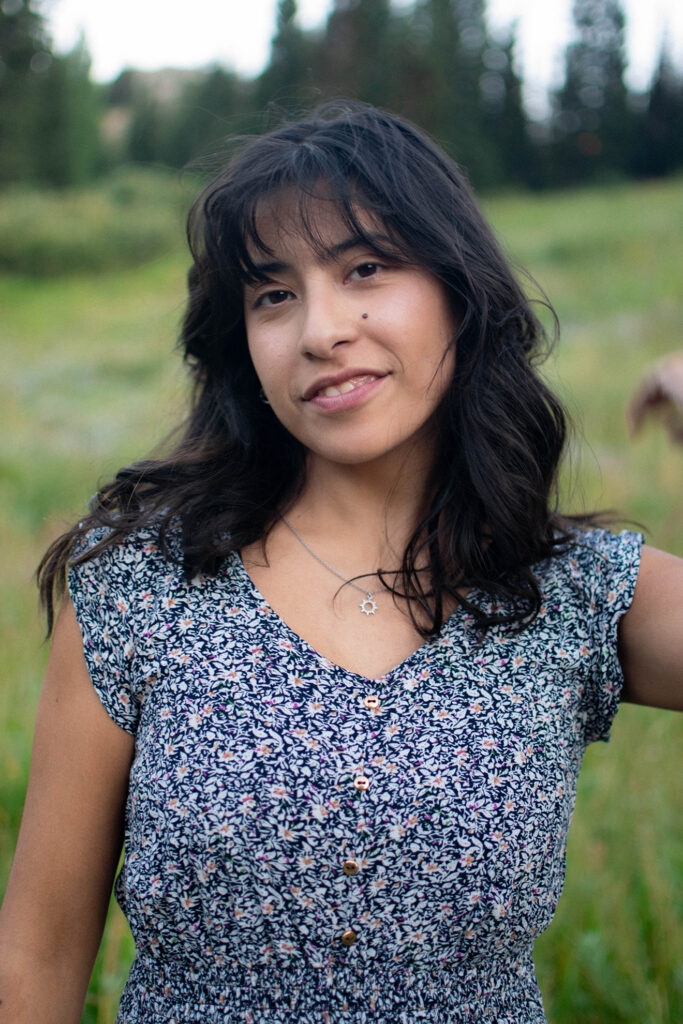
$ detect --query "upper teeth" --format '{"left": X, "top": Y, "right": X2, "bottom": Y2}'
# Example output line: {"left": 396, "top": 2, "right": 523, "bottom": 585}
{"left": 317, "top": 375, "right": 377, "bottom": 397}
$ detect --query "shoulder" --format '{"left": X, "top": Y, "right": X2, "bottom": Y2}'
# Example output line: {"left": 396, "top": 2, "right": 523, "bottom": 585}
{"left": 537, "top": 525, "right": 642, "bottom": 605}
{"left": 618, "top": 544, "right": 683, "bottom": 709}
{"left": 554, "top": 523, "right": 642, "bottom": 568}
{"left": 69, "top": 521, "right": 251, "bottom": 632}
{"left": 66, "top": 523, "right": 187, "bottom": 652}
{"left": 525, "top": 526, "right": 644, "bottom": 743}
{"left": 71, "top": 521, "right": 176, "bottom": 567}
{"left": 69, "top": 522, "right": 181, "bottom": 594}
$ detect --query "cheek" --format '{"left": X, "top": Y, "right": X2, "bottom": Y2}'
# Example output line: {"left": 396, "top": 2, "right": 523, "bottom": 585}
{"left": 420, "top": 334, "right": 456, "bottom": 410}
{"left": 419, "top": 351, "right": 454, "bottom": 410}
{"left": 247, "top": 332, "right": 284, "bottom": 389}
{"left": 411, "top": 307, "right": 456, "bottom": 391}
{"left": 247, "top": 336, "right": 299, "bottom": 432}
{"left": 410, "top": 281, "right": 457, "bottom": 349}
{"left": 433, "top": 301, "right": 458, "bottom": 380}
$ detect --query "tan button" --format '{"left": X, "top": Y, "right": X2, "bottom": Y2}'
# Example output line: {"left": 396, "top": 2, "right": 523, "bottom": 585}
{"left": 363, "top": 695, "right": 380, "bottom": 710}
{"left": 341, "top": 928, "right": 358, "bottom": 946}
{"left": 343, "top": 859, "right": 359, "bottom": 876}
{"left": 353, "top": 775, "right": 370, "bottom": 791}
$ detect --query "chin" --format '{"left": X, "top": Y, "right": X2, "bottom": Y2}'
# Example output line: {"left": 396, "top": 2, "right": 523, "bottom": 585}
{"left": 307, "top": 437, "right": 426, "bottom": 470}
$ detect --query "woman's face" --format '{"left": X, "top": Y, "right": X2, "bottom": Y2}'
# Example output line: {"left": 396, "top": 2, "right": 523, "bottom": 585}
{"left": 243, "top": 192, "right": 456, "bottom": 474}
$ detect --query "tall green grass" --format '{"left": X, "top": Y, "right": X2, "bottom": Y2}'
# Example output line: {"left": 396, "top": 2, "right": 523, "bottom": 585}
{"left": 1, "top": 176, "right": 681, "bottom": 1023}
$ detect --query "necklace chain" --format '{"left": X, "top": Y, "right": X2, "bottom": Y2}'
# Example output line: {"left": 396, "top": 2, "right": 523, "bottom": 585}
{"left": 280, "top": 514, "right": 385, "bottom": 615}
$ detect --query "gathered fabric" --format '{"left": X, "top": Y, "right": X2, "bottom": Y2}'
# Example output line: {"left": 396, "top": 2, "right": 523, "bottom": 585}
{"left": 119, "top": 952, "right": 545, "bottom": 1023}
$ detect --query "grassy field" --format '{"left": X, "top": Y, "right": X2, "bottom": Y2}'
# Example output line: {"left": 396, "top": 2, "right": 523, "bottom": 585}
{"left": 1, "top": 175, "right": 682, "bottom": 1022}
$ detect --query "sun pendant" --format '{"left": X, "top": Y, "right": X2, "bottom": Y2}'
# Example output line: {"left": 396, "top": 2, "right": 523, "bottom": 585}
{"left": 360, "top": 594, "right": 378, "bottom": 615}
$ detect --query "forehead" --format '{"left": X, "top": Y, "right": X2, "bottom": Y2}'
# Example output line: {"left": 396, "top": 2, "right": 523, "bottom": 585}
{"left": 247, "top": 188, "right": 383, "bottom": 261}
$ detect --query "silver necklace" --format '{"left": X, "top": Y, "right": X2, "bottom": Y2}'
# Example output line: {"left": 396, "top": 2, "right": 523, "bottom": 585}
{"left": 281, "top": 514, "right": 385, "bottom": 615}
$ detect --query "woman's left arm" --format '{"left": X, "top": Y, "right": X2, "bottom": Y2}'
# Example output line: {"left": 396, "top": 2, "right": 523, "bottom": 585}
{"left": 619, "top": 545, "right": 683, "bottom": 710}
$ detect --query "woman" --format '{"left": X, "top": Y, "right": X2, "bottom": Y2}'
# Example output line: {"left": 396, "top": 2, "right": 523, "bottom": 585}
{"left": 0, "top": 103, "right": 681, "bottom": 1023}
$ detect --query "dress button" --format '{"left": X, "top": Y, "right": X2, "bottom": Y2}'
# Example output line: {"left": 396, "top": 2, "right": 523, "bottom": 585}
{"left": 363, "top": 694, "right": 380, "bottom": 710}
{"left": 341, "top": 928, "right": 358, "bottom": 946}
{"left": 353, "top": 775, "right": 370, "bottom": 791}
{"left": 343, "top": 859, "right": 359, "bottom": 876}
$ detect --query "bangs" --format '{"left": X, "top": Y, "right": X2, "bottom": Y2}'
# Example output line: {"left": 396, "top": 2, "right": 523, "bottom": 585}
{"left": 237, "top": 184, "right": 413, "bottom": 287}
{"left": 194, "top": 132, "right": 419, "bottom": 288}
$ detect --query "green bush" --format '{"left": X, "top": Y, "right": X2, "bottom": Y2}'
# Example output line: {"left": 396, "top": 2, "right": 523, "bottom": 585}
{"left": 0, "top": 167, "right": 200, "bottom": 275}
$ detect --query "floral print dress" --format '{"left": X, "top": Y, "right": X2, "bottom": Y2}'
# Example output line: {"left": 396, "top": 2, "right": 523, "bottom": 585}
{"left": 68, "top": 526, "right": 642, "bottom": 1024}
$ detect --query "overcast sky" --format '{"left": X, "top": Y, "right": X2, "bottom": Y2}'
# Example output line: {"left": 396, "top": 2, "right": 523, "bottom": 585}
{"left": 48, "top": 0, "right": 683, "bottom": 117}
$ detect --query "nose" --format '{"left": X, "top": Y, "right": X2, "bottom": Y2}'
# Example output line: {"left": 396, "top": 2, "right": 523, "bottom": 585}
{"left": 298, "top": 278, "right": 360, "bottom": 359}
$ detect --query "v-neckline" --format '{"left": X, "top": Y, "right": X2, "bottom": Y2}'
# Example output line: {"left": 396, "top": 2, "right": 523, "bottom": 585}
{"left": 232, "top": 551, "right": 470, "bottom": 684}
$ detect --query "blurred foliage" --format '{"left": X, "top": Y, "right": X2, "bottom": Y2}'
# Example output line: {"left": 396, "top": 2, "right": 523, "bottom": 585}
{"left": 0, "top": 166, "right": 198, "bottom": 274}
{"left": 550, "top": 0, "right": 632, "bottom": 183}
{"left": 1, "top": 1, "right": 683, "bottom": 192}
{"left": 0, "top": 2, "right": 100, "bottom": 186}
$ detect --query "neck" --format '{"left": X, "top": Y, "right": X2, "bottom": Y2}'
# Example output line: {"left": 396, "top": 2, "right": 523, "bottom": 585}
{"left": 287, "top": 447, "right": 432, "bottom": 568}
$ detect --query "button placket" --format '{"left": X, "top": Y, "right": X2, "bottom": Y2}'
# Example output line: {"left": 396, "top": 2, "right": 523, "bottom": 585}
{"left": 336, "top": 686, "right": 386, "bottom": 949}
{"left": 362, "top": 693, "right": 381, "bottom": 711}
{"left": 340, "top": 928, "right": 358, "bottom": 946}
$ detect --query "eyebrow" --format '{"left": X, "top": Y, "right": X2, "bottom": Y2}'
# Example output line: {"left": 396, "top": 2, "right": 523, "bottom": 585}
{"left": 247, "top": 232, "right": 395, "bottom": 279}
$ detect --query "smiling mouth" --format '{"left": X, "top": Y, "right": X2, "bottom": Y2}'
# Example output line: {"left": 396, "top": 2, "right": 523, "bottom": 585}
{"left": 313, "top": 374, "right": 379, "bottom": 398}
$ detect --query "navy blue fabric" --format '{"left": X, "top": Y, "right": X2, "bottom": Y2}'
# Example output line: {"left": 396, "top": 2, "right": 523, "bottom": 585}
{"left": 69, "top": 526, "right": 642, "bottom": 1023}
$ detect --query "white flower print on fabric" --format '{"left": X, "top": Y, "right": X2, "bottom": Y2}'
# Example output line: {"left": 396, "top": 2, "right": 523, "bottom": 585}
{"left": 68, "top": 526, "right": 642, "bottom": 1023}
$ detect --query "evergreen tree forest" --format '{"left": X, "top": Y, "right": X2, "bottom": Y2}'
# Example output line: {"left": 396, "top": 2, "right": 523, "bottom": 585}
{"left": 1, "top": 0, "right": 682, "bottom": 192}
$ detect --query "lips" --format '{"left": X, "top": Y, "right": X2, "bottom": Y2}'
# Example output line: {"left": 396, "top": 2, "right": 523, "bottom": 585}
{"left": 303, "top": 371, "right": 385, "bottom": 401}
{"left": 315, "top": 374, "right": 378, "bottom": 398}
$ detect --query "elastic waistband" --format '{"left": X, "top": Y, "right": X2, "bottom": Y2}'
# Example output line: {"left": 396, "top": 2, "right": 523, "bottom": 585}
{"left": 117, "top": 951, "right": 545, "bottom": 1024}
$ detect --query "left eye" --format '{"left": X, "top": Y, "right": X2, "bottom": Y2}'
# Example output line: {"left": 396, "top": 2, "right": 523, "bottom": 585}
{"left": 350, "top": 262, "right": 381, "bottom": 280}
{"left": 255, "top": 289, "right": 292, "bottom": 308}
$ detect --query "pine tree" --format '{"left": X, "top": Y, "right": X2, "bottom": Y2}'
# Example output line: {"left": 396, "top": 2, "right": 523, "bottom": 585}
{"left": 399, "top": 0, "right": 497, "bottom": 186}
{"left": 164, "top": 67, "right": 255, "bottom": 167}
{"left": 551, "top": 0, "right": 633, "bottom": 183}
{"left": 36, "top": 37, "right": 101, "bottom": 186}
{"left": 635, "top": 41, "right": 683, "bottom": 177}
{"left": 0, "top": 0, "right": 52, "bottom": 182}
{"left": 313, "top": 0, "right": 394, "bottom": 108}
{"left": 482, "top": 30, "right": 537, "bottom": 187}
{"left": 256, "top": 0, "right": 315, "bottom": 115}
{"left": 0, "top": 1, "right": 101, "bottom": 186}
{"left": 126, "top": 92, "right": 166, "bottom": 166}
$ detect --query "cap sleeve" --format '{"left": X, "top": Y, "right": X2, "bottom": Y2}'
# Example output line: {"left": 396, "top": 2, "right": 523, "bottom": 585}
{"left": 576, "top": 528, "right": 643, "bottom": 744}
{"left": 68, "top": 528, "right": 147, "bottom": 734}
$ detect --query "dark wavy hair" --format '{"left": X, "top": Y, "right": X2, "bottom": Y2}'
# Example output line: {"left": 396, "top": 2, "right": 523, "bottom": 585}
{"left": 39, "top": 101, "right": 574, "bottom": 635}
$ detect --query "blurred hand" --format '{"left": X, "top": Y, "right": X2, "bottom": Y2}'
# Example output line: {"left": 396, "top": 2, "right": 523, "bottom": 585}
{"left": 628, "top": 351, "right": 683, "bottom": 444}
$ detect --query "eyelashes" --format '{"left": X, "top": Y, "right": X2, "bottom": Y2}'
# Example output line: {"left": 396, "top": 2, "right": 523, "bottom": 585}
{"left": 252, "top": 289, "right": 293, "bottom": 309}
{"left": 349, "top": 261, "right": 382, "bottom": 280}
{"left": 249, "top": 260, "right": 386, "bottom": 310}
